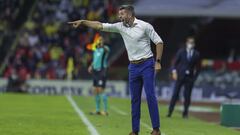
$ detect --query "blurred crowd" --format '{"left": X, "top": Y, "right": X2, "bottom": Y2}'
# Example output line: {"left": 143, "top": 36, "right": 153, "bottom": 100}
{"left": 0, "top": 0, "right": 22, "bottom": 31}
{"left": 196, "top": 59, "right": 240, "bottom": 88}
{"left": 3, "top": 0, "right": 121, "bottom": 80}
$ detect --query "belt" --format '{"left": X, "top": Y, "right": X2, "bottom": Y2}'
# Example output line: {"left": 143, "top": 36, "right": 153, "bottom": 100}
{"left": 130, "top": 57, "right": 152, "bottom": 64}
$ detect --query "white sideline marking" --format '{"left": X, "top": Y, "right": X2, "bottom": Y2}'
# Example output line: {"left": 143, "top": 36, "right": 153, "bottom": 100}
{"left": 110, "top": 106, "right": 128, "bottom": 115}
{"left": 110, "top": 106, "right": 166, "bottom": 135}
{"left": 66, "top": 95, "right": 100, "bottom": 135}
{"left": 140, "top": 121, "right": 152, "bottom": 130}
{"left": 176, "top": 106, "right": 218, "bottom": 113}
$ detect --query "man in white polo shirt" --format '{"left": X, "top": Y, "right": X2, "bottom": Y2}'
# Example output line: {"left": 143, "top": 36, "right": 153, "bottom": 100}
{"left": 68, "top": 5, "right": 164, "bottom": 135}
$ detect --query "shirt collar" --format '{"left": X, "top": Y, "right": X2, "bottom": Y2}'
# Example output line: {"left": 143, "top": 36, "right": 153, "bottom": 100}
{"left": 133, "top": 18, "right": 138, "bottom": 24}
{"left": 186, "top": 48, "right": 194, "bottom": 54}
{"left": 132, "top": 18, "right": 138, "bottom": 27}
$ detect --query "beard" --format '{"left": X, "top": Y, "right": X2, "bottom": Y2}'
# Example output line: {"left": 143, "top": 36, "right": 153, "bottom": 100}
{"left": 122, "top": 18, "right": 131, "bottom": 27}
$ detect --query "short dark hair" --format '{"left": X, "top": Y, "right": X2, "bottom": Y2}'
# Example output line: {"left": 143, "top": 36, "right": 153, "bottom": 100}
{"left": 119, "top": 5, "right": 135, "bottom": 16}
{"left": 186, "top": 36, "right": 195, "bottom": 41}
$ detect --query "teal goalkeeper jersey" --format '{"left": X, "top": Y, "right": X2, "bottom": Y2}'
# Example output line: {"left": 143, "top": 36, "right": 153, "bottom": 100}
{"left": 92, "top": 45, "right": 110, "bottom": 70}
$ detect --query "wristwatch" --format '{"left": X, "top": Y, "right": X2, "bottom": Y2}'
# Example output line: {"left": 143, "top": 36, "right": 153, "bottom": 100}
{"left": 156, "top": 59, "right": 161, "bottom": 63}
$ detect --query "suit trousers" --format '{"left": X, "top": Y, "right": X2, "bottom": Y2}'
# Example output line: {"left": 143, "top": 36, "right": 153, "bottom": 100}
{"left": 168, "top": 76, "right": 194, "bottom": 116}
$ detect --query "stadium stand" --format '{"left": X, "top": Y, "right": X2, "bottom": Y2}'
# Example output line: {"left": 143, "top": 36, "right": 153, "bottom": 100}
{"left": 1, "top": 0, "right": 135, "bottom": 80}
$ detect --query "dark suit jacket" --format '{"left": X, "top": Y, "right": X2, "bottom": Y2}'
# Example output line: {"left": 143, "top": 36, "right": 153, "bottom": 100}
{"left": 173, "top": 48, "right": 201, "bottom": 80}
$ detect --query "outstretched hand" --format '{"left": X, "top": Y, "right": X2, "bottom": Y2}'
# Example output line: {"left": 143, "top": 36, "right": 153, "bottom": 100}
{"left": 68, "top": 20, "right": 83, "bottom": 28}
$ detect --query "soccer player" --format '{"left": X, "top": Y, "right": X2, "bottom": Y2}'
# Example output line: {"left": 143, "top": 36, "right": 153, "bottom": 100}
{"left": 88, "top": 36, "right": 110, "bottom": 116}
{"left": 68, "top": 5, "right": 163, "bottom": 135}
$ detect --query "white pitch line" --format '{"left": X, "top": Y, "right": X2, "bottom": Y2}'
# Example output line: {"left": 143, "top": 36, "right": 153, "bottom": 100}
{"left": 66, "top": 95, "right": 100, "bottom": 135}
{"left": 140, "top": 121, "right": 152, "bottom": 130}
{"left": 110, "top": 105, "right": 166, "bottom": 135}
{"left": 110, "top": 106, "right": 128, "bottom": 115}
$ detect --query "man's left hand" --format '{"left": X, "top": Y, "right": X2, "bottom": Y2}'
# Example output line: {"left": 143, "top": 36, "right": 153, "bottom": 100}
{"left": 155, "top": 62, "right": 161, "bottom": 73}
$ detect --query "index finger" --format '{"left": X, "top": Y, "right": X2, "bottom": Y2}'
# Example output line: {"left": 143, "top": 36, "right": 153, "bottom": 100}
{"left": 68, "top": 22, "right": 75, "bottom": 24}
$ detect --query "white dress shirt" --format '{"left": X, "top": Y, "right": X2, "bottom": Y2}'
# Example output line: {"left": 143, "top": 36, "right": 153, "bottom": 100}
{"left": 187, "top": 48, "right": 193, "bottom": 60}
{"left": 102, "top": 18, "right": 163, "bottom": 61}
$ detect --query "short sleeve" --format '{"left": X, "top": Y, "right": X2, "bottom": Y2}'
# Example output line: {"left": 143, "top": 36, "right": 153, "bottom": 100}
{"left": 145, "top": 23, "right": 163, "bottom": 45}
{"left": 102, "top": 23, "right": 121, "bottom": 33}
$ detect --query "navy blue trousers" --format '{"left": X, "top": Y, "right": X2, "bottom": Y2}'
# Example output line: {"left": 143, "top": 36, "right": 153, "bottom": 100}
{"left": 128, "top": 58, "right": 160, "bottom": 133}
{"left": 168, "top": 76, "right": 194, "bottom": 116}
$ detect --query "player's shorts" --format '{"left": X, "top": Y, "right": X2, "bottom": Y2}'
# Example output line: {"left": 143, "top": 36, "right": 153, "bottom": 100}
{"left": 92, "top": 69, "right": 107, "bottom": 88}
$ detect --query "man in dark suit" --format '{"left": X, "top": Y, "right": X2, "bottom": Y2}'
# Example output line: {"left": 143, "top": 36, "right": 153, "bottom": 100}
{"left": 167, "top": 36, "right": 201, "bottom": 118}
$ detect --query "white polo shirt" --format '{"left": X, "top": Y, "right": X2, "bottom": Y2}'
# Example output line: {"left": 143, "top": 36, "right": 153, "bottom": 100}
{"left": 102, "top": 18, "right": 163, "bottom": 61}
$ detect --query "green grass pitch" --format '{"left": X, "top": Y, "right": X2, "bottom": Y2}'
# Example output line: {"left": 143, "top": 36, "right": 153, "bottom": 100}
{"left": 0, "top": 93, "right": 239, "bottom": 135}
